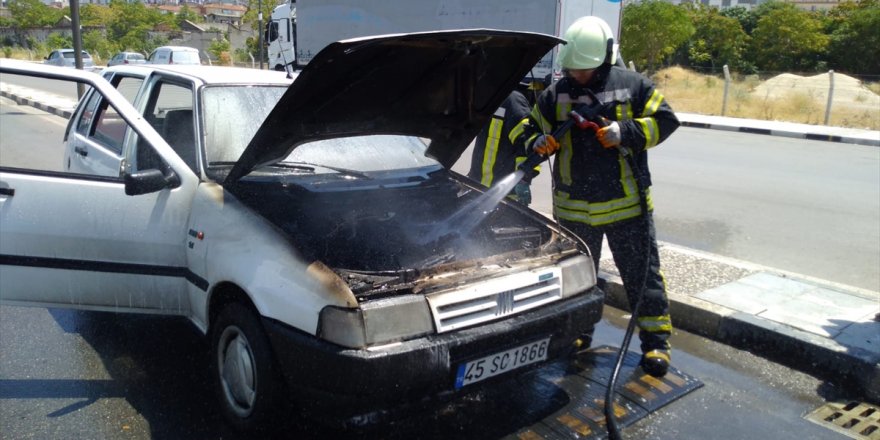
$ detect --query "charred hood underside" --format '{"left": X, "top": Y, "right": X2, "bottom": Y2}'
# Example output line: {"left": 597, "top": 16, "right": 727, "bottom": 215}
{"left": 228, "top": 171, "right": 579, "bottom": 293}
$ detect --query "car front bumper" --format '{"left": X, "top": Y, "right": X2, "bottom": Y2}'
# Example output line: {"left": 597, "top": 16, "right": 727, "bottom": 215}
{"left": 262, "top": 286, "right": 604, "bottom": 415}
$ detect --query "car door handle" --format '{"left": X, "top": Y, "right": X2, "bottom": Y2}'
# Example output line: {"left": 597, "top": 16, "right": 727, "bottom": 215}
{"left": 74, "top": 146, "right": 88, "bottom": 157}
{"left": 0, "top": 187, "right": 14, "bottom": 196}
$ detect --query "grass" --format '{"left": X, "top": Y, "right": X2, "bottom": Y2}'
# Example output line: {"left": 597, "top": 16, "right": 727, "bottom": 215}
{"left": 652, "top": 66, "right": 880, "bottom": 131}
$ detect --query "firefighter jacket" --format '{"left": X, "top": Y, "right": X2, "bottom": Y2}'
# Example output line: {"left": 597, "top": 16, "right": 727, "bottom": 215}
{"left": 467, "top": 91, "right": 532, "bottom": 187}
{"left": 521, "top": 65, "right": 680, "bottom": 226}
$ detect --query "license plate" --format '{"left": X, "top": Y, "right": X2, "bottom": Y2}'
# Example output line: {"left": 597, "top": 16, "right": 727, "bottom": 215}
{"left": 454, "top": 337, "right": 551, "bottom": 389}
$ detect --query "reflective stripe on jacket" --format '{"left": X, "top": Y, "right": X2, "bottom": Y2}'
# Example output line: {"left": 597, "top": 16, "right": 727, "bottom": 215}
{"left": 468, "top": 91, "right": 532, "bottom": 187}
{"left": 520, "top": 66, "right": 679, "bottom": 226}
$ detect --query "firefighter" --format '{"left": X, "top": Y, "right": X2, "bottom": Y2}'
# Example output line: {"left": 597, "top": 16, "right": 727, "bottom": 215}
{"left": 520, "top": 16, "right": 680, "bottom": 377}
{"left": 468, "top": 88, "right": 534, "bottom": 204}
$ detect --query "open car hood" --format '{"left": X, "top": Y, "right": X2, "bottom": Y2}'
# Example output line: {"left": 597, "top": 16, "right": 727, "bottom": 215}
{"left": 225, "top": 30, "right": 562, "bottom": 183}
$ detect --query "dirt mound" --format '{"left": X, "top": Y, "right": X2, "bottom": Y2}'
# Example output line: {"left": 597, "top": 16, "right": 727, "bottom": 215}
{"left": 753, "top": 72, "right": 880, "bottom": 110}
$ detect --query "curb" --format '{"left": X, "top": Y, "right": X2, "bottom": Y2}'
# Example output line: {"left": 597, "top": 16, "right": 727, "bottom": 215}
{"left": 599, "top": 271, "right": 880, "bottom": 402}
{"left": 0, "top": 89, "right": 73, "bottom": 119}
{"left": 677, "top": 113, "right": 880, "bottom": 147}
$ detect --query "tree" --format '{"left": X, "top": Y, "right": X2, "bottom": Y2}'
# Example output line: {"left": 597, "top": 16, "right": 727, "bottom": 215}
{"left": 208, "top": 37, "right": 230, "bottom": 58}
{"left": 621, "top": 0, "right": 695, "bottom": 71}
{"left": 80, "top": 4, "right": 115, "bottom": 28}
{"left": 242, "top": 0, "right": 276, "bottom": 33}
{"left": 685, "top": 3, "right": 749, "bottom": 72}
{"left": 106, "top": 0, "right": 175, "bottom": 54}
{"left": 720, "top": 6, "right": 758, "bottom": 35}
{"left": 177, "top": 4, "right": 202, "bottom": 27}
{"left": 83, "top": 29, "right": 117, "bottom": 60}
{"left": 7, "top": 0, "right": 62, "bottom": 46}
{"left": 825, "top": 0, "right": 880, "bottom": 74}
{"left": 751, "top": 3, "right": 829, "bottom": 71}
{"left": 8, "top": 0, "right": 60, "bottom": 29}
{"left": 44, "top": 32, "right": 72, "bottom": 51}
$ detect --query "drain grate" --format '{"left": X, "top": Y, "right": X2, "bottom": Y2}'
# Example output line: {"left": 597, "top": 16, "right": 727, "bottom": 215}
{"left": 805, "top": 401, "right": 880, "bottom": 440}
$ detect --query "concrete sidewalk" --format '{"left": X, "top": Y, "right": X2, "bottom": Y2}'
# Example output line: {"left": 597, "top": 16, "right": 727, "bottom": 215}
{"left": 3, "top": 80, "right": 879, "bottom": 401}
{"left": 599, "top": 241, "right": 880, "bottom": 402}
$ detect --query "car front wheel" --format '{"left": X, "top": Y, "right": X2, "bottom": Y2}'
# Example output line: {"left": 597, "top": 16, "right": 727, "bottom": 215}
{"left": 212, "top": 302, "right": 281, "bottom": 432}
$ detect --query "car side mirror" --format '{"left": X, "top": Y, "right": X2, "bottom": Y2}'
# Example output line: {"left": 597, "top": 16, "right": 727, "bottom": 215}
{"left": 124, "top": 168, "right": 180, "bottom": 196}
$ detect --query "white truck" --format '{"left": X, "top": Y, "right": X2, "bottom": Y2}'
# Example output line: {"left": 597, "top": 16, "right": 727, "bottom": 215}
{"left": 266, "top": 0, "right": 623, "bottom": 82}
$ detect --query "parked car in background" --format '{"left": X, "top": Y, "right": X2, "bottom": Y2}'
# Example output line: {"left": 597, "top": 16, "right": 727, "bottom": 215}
{"left": 107, "top": 51, "right": 147, "bottom": 67}
{"left": 0, "top": 30, "right": 603, "bottom": 432}
{"left": 44, "top": 49, "right": 96, "bottom": 70}
{"left": 147, "top": 46, "right": 201, "bottom": 65}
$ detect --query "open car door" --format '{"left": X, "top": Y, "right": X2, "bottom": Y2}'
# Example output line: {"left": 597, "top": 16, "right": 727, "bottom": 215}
{"left": 0, "top": 60, "right": 198, "bottom": 313}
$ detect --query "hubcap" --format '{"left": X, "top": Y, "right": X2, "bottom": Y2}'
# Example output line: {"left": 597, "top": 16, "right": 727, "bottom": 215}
{"left": 218, "top": 325, "right": 257, "bottom": 417}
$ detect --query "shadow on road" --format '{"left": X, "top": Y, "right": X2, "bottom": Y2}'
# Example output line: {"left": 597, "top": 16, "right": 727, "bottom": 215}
{"left": 19, "top": 308, "right": 575, "bottom": 439}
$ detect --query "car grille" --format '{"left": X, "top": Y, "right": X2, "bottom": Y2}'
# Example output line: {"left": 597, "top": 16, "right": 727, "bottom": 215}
{"left": 425, "top": 268, "right": 563, "bottom": 333}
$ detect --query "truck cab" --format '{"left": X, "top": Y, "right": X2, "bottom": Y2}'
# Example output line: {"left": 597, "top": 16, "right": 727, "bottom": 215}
{"left": 266, "top": 1, "right": 296, "bottom": 72}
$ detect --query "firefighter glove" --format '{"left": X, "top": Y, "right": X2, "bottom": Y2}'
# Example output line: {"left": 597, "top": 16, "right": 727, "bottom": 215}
{"left": 531, "top": 134, "right": 560, "bottom": 156}
{"left": 513, "top": 182, "right": 532, "bottom": 205}
{"left": 596, "top": 119, "right": 621, "bottom": 148}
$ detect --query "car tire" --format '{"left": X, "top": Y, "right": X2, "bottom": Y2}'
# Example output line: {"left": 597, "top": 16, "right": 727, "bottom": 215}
{"left": 211, "top": 302, "right": 281, "bottom": 432}
{"left": 273, "top": 64, "right": 285, "bottom": 72}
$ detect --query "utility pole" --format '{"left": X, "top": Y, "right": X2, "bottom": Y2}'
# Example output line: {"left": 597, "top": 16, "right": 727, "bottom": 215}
{"left": 258, "top": 0, "right": 263, "bottom": 70}
{"left": 70, "top": 0, "right": 84, "bottom": 98}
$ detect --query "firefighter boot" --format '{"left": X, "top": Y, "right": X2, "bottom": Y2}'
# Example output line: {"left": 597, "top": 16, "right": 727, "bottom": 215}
{"left": 640, "top": 349, "right": 670, "bottom": 378}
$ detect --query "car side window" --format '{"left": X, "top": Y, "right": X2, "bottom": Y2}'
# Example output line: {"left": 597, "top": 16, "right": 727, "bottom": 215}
{"left": 134, "top": 78, "right": 197, "bottom": 173}
{"left": 76, "top": 92, "right": 100, "bottom": 135}
{"left": 113, "top": 75, "right": 144, "bottom": 104}
{"left": 75, "top": 91, "right": 125, "bottom": 155}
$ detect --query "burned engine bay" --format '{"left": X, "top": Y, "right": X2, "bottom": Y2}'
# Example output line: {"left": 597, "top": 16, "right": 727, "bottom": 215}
{"left": 228, "top": 168, "right": 581, "bottom": 297}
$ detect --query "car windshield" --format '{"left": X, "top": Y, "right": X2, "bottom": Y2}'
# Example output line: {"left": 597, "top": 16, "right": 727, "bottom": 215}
{"left": 62, "top": 51, "right": 90, "bottom": 59}
{"left": 281, "top": 135, "right": 438, "bottom": 173}
{"left": 203, "top": 84, "right": 288, "bottom": 164}
{"left": 202, "top": 85, "right": 438, "bottom": 176}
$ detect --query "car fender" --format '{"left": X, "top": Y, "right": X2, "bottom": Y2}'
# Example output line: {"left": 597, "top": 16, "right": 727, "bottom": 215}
{"left": 186, "top": 182, "right": 354, "bottom": 335}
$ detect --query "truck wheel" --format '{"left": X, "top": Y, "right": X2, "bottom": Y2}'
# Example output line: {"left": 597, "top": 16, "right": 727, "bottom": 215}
{"left": 273, "top": 64, "right": 285, "bottom": 72}
{"left": 211, "top": 302, "right": 281, "bottom": 432}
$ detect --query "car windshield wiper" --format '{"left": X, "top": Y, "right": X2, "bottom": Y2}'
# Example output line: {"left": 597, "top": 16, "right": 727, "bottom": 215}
{"left": 210, "top": 161, "right": 316, "bottom": 173}
{"left": 277, "top": 161, "right": 370, "bottom": 179}
{"left": 209, "top": 161, "right": 369, "bottom": 179}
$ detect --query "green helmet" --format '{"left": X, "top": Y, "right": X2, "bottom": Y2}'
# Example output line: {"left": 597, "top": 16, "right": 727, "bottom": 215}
{"left": 558, "top": 16, "right": 617, "bottom": 70}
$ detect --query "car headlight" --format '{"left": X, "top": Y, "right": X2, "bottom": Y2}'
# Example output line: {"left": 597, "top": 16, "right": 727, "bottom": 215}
{"left": 318, "top": 294, "right": 434, "bottom": 349}
{"left": 559, "top": 254, "right": 596, "bottom": 298}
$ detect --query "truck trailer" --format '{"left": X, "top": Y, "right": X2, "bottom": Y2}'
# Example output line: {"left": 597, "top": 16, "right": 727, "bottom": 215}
{"left": 265, "top": 0, "right": 623, "bottom": 83}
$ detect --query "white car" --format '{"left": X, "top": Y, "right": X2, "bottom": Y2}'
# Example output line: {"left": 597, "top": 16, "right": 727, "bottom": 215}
{"left": 44, "top": 48, "right": 96, "bottom": 70}
{"left": 0, "top": 30, "right": 602, "bottom": 431}
{"left": 107, "top": 51, "right": 147, "bottom": 67}
{"left": 147, "top": 45, "right": 201, "bottom": 65}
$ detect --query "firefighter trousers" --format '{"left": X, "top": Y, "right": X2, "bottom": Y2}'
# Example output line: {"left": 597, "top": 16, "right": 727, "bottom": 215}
{"left": 561, "top": 212, "right": 672, "bottom": 354}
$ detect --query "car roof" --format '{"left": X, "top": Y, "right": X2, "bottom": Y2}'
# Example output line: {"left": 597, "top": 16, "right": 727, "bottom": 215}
{"left": 153, "top": 46, "right": 199, "bottom": 52}
{"left": 103, "top": 64, "right": 296, "bottom": 85}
